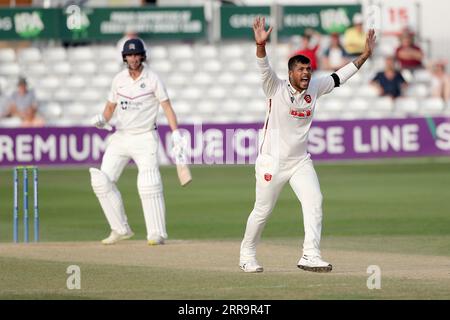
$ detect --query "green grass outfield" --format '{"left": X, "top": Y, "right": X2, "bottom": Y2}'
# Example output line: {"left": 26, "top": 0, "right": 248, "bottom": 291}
{"left": 0, "top": 158, "right": 449, "bottom": 299}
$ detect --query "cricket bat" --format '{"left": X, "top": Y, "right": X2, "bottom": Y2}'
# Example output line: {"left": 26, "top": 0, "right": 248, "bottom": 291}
{"left": 176, "top": 163, "right": 192, "bottom": 186}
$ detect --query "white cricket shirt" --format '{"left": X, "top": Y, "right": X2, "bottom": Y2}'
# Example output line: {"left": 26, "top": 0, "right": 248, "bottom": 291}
{"left": 257, "top": 56, "right": 335, "bottom": 160}
{"left": 108, "top": 63, "right": 169, "bottom": 134}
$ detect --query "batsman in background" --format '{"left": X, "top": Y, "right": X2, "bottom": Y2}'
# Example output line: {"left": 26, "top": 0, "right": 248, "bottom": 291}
{"left": 90, "top": 38, "right": 189, "bottom": 245}
{"left": 239, "top": 17, "right": 376, "bottom": 272}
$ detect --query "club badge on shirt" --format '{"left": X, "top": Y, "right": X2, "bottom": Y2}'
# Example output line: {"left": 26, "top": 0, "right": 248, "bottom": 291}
{"left": 304, "top": 94, "right": 312, "bottom": 103}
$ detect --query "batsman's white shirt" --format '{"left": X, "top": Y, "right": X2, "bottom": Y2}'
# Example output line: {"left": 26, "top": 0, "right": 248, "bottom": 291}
{"left": 108, "top": 63, "right": 168, "bottom": 134}
{"left": 257, "top": 56, "right": 335, "bottom": 160}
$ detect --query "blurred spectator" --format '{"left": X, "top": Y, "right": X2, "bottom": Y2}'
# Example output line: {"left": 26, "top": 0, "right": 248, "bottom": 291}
{"left": 321, "top": 32, "right": 350, "bottom": 71}
{"left": 429, "top": 60, "right": 450, "bottom": 102}
{"left": 395, "top": 30, "right": 423, "bottom": 70}
{"left": 292, "top": 28, "right": 321, "bottom": 71}
{"left": 371, "top": 56, "right": 407, "bottom": 99}
{"left": 343, "top": 13, "right": 366, "bottom": 58}
{"left": 3, "top": 77, "right": 44, "bottom": 127}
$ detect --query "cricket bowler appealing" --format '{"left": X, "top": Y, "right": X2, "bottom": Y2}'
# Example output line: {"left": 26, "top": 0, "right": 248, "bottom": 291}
{"left": 240, "top": 17, "right": 376, "bottom": 273}
{"left": 89, "top": 38, "right": 187, "bottom": 245}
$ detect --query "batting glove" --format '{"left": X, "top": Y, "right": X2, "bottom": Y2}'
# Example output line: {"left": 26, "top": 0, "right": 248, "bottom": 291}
{"left": 91, "top": 114, "right": 112, "bottom": 131}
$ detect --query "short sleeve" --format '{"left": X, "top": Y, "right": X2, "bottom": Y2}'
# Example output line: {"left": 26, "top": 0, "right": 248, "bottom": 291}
{"left": 29, "top": 90, "right": 37, "bottom": 105}
{"left": 153, "top": 74, "right": 169, "bottom": 102}
{"left": 372, "top": 73, "right": 381, "bottom": 83}
{"left": 316, "top": 76, "right": 335, "bottom": 97}
{"left": 107, "top": 76, "right": 117, "bottom": 103}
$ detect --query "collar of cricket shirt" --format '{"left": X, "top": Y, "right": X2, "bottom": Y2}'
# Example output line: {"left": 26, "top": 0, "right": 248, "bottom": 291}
{"left": 287, "top": 81, "right": 306, "bottom": 104}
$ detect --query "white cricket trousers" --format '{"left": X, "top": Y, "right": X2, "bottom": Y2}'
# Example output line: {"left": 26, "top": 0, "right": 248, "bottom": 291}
{"left": 240, "top": 155, "right": 324, "bottom": 262}
{"left": 99, "top": 129, "right": 167, "bottom": 240}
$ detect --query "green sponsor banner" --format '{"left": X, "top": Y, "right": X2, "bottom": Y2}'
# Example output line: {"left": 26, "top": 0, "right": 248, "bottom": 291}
{"left": 0, "top": 8, "right": 59, "bottom": 40}
{"left": 221, "top": 6, "right": 270, "bottom": 39}
{"left": 279, "top": 5, "right": 362, "bottom": 36}
{"left": 61, "top": 6, "right": 206, "bottom": 41}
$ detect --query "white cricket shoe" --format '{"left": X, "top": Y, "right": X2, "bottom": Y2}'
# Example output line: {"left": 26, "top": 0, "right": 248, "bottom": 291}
{"left": 101, "top": 230, "right": 134, "bottom": 245}
{"left": 239, "top": 260, "right": 264, "bottom": 273}
{"left": 297, "top": 255, "right": 332, "bottom": 272}
{"left": 147, "top": 236, "right": 165, "bottom": 246}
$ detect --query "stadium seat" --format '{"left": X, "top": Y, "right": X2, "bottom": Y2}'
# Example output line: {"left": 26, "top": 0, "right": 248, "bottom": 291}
{"left": 169, "top": 45, "right": 194, "bottom": 59}
{"left": 97, "top": 46, "right": 117, "bottom": 61}
{"left": 102, "top": 61, "right": 122, "bottom": 74}
{"left": 0, "top": 63, "right": 21, "bottom": 77}
{"left": 207, "top": 85, "right": 227, "bottom": 99}
{"left": 365, "top": 110, "right": 393, "bottom": 119}
{"left": 414, "top": 69, "right": 433, "bottom": 83}
{"left": 247, "top": 98, "right": 266, "bottom": 112}
{"left": 348, "top": 98, "right": 370, "bottom": 111}
{"left": 68, "top": 47, "right": 94, "bottom": 61}
{"left": 228, "top": 60, "right": 247, "bottom": 72}
{"left": 242, "top": 71, "right": 260, "bottom": 85}
{"left": 217, "top": 72, "right": 237, "bottom": 85}
{"left": 91, "top": 75, "right": 111, "bottom": 88}
{"left": 221, "top": 99, "right": 242, "bottom": 113}
{"left": 173, "top": 100, "right": 193, "bottom": 114}
{"left": 201, "top": 59, "right": 222, "bottom": 73}
{"left": 17, "top": 48, "right": 41, "bottom": 63}
{"left": 42, "top": 47, "right": 67, "bottom": 62}
{"left": 51, "top": 61, "right": 72, "bottom": 75}
{"left": 148, "top": 46, "right": 167, "bottom": 60}
{"left": 53, "top": 88, "right": 75, "bottom": 102}
{"left": 195, "top": 44, "right": 218, "bottom": 59}
{"left": 0, "top": 48, "right": 16, "bottom": 62}
{"left": 81, "top": 88, "right": 104, "bottom": 102}
{"left": 178, "top": 86, "right": 202, "bottom": 100}
{"left": 394, "top": 97, "right": 419, "bottom": 114}
{"left": 64, "top": 102, "right": 89, "bottom": 118}
{"left": 177, "top": 60, "right": 196, "bottom": 73}
{"left": 197, "top": 100, "right": 218, "bottom": 114}
{"left": 166, "top": 73, "right": 188, "bottom": 87}
{"left": 233, "top": 85, "right": 253, "bottom": 98}
{"left": 373, "top": 97, "right": 395, "bottom": 112}
{"left": 150, "top": 59, "right": 172, "bottom": 73}
{"left": 406, "top": 84, "right": 429, "bottom": 98}
{"left": 320, "top": 98, "right": 344, "bottom": 111}
{"left": 192, "top": 71, "right": 213, "bottom": 85}
{"left": 420, "top": 97, "right": 445, "bottom": 115}
{"left": 47, "top": 118, "right": 80, "bottom": 127}
{"left": 221, "top": 44, "right": 245, "bottom": 59}
{"left": 38, "top": 75, "right": 60, "bottom": 89}
{"left": 26, "top": 63, "right": 48, "bottom": 77}
{"left": 35, "top": 89, "right": 53, "bottom": 102}
{"left": 73, "top": 61, "right": 97, "bottom": 75}
{"left": 357, "top": 84, "right": 380, "bottom": 98}
{"left": 66, "top": 75, "right": 87, "bottom": 89}
{"left": 0, "top": 116, "right": 21, "bottom": 127}
{"left": 332, "top": 85, "right": 352, "bottom": 98}
{"left": 39, "top": 102, "right": 62, "bottom": 119}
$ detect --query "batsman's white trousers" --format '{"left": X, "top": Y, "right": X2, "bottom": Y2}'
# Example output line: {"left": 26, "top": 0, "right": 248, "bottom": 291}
{"left": 240, "top": 154, "right": 323, "bottom": 262}
{"left": 99, "top": 130, "right": 167, "bottom": 240}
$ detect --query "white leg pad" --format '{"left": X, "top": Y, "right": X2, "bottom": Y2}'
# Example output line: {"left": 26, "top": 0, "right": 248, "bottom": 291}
{"left": 89, "top": 168, "right": 130, "bottom": 235}
{"left": 137, "top": 169, "right": 167, "bottom": 240}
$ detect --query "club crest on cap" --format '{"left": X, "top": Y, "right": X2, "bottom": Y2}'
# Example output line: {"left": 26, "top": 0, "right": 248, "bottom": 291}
{"left": 129, "top": 43, "right": 135, "bottom": 50}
